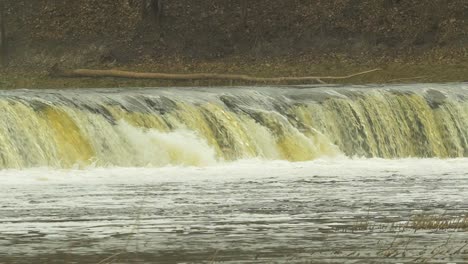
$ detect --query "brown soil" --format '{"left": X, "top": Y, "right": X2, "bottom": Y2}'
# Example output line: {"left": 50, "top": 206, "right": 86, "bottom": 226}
{"left": 1, "top": 1, "right": 468, "bottom": 88}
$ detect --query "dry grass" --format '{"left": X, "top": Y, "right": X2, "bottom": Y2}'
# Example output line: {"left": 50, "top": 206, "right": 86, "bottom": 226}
{"left": 338, "top": 214, "right": 468, "bottom": 233}
{"left": 410, "top": 214, "right": 468, "bottom": 231}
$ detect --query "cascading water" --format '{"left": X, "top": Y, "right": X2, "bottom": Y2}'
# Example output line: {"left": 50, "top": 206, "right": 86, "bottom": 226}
{"left": 0, "top": 84, "right": 466, "bottom": 168}
{"left": 2, "top": 84, "right": 468, "bottom": 264}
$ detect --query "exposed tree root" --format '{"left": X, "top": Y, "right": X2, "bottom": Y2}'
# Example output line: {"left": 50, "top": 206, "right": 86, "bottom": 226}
{"left": 50, "top": 65, "right": 381, "bottom": 84}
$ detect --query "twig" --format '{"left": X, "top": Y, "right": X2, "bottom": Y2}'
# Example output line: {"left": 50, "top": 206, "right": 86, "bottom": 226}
{"left": 96, "top": 252, "right": 123, "bottom": 264}
{"left": 210, "top": 249, "right": 220, "bottom": 264}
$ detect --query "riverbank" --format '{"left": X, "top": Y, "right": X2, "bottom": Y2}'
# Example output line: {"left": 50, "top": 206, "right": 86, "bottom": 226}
{"left": 2, "top": 1, "right": 468, "bottom": 89}
{"left": 2, "top": 56, "right": 468, "bottom": 89}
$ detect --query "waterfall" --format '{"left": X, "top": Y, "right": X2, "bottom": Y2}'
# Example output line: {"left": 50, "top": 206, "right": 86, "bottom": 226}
{"left": 0, "top": 84, "right": 466, "bottom": 168}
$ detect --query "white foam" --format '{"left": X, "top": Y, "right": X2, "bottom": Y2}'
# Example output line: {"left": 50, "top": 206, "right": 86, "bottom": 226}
{"left": 115, "top": 120, "right": 217, "bottom": 166}
{"left": 0, "top": 158, "right": 467, "bottom": 185}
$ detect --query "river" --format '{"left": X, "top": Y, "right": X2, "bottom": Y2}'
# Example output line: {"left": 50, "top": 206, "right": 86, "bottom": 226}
{"left": 0, "top": 84, "right": 467, "bottom": 263}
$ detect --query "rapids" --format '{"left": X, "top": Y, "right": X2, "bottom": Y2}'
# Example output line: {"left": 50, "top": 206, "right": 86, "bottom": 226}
{"left": 0, "top": 84, "right": 466, "bottom": 168}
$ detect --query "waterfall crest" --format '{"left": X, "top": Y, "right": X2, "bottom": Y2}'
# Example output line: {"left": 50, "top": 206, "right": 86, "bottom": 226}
{"left": 0, "top": 85, "right": 466, "bottom": 168}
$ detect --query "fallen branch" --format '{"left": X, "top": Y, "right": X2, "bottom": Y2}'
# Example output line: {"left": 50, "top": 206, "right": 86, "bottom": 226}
{"left": 50, "top": 65, "right": 381, "bottom": 84}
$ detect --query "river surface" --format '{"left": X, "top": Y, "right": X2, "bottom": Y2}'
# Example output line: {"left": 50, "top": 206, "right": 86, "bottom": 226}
{"left": 0, "top": 84, "right": 467, "bottom": 263}
{"left": 1, "top": 158, "right": 467, "bottom": 263}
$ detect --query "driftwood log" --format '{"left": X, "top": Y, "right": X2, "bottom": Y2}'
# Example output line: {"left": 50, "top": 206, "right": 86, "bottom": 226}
{"left": 50, "top": 65, "right": 381, "bottom": 84}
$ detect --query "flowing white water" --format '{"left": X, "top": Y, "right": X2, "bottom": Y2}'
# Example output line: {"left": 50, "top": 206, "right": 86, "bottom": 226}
{"left": 0, "top": 84, "right": 467, "bottom": 263}
{"left": 0, "top": 158, "right": 467, "bottom": 263}
{"left": 0, "top": 84, "right": 467, "bottom": 168}
{"left": 1, "top": 157, "right": 467, "bottom": 184}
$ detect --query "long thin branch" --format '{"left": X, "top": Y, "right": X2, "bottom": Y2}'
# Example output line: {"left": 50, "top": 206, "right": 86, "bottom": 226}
{"left": 50, "top": 65, "right": 381, "bottom": 83}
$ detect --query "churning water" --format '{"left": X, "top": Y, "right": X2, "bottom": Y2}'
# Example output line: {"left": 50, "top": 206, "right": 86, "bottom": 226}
{"left": 0, "top": 84, "right": 467, "bottom": 168}
{"left": 0, "top": 84, "right": 467, "bottom": 263}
